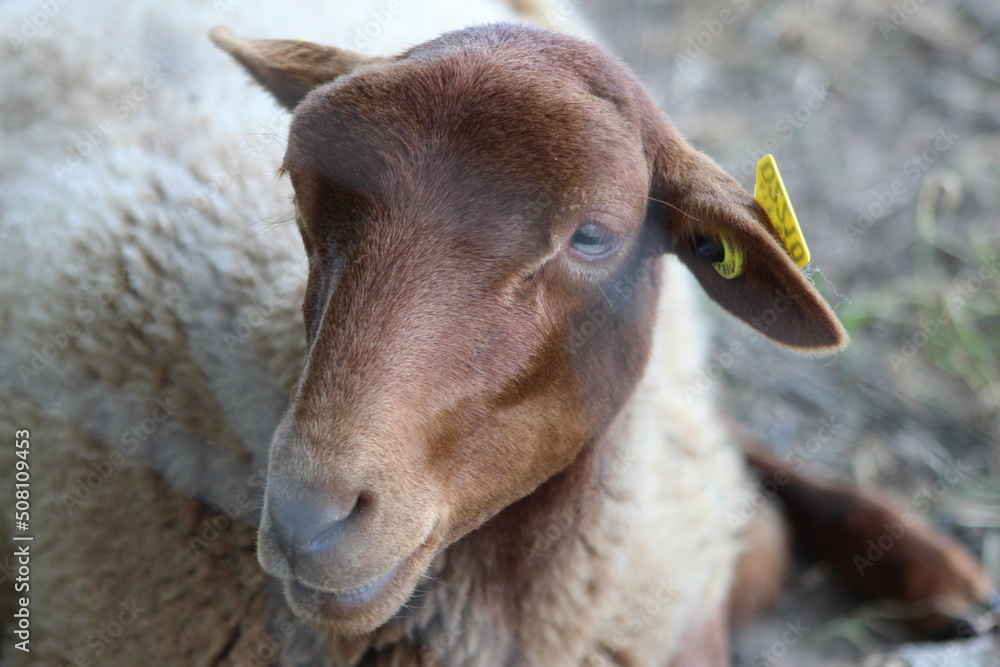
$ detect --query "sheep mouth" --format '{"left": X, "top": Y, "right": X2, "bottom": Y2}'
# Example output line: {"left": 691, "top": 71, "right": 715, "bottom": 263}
{"left": 290, "top": 558, "right": 406, "bottom": 616}
{"left": 283, "top": 541, "right": 435, "bottom": 632}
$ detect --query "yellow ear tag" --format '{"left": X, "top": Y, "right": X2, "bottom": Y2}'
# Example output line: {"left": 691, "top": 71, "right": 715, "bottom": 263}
{"left": 712, "top": 237, "right": 745, "bottom": 279}
{"left": 754, "top": 154, "right": 810, "bottom": 268}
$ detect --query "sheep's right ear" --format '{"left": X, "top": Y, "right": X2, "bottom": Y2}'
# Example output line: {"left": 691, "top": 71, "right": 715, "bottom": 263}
{"left": 209, "top": 27, "right": 387, "bottom": 109}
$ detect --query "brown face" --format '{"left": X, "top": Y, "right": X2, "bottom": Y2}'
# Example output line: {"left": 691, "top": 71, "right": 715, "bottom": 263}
{"left": 212, "top": 24, "right": 846, "bottom": 636}
{"left": 259, "top": 54, "right": 663, "bottom": 635}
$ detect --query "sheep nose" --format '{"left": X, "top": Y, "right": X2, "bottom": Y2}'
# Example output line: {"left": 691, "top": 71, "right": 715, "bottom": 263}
{"left": 267, "top": 488, "right": 362, "bottom": 555}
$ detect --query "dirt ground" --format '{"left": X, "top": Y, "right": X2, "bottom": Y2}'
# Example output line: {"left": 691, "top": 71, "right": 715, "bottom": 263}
{"left": 584, "top": 0, "right": 1000, "bottom": 664}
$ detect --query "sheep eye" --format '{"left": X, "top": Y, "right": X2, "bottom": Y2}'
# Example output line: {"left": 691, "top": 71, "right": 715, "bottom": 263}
{"left": 570, "top": 223, "right": 616, "bottom": 257}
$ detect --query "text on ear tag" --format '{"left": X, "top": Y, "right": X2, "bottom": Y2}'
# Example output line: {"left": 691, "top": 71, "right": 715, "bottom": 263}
{"left": 712, "top": 237, "right": 745, "bottom": 279}
{"left": 754, "top": 154, "right": 810, "bottom": 269}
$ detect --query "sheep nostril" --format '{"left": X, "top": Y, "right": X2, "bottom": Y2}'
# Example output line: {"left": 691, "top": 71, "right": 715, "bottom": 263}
{"left": 305, "top": 493, "right": 369, "bottom": 552}
{"left": 268, "top": 489, "right": 366, "bottom": 556}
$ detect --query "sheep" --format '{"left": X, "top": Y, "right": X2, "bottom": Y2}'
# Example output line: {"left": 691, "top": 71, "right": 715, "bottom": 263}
{"left": 205, "top": 22, "right": 994, "bottom": 665}
{"left": 0, "top": 1, "right": 992, "bottom": 666}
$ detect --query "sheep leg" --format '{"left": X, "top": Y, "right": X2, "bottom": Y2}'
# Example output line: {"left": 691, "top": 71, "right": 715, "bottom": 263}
{"left": 742, "top": 444, "right": 996, "bottom": 639}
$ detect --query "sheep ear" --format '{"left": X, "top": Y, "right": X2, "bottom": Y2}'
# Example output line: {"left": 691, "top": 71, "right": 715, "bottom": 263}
{"left": 209, "top": 27, "right": 386, "bottom": 109}
{"left": 647, "top": 119, "right": 847, "bottom": 353}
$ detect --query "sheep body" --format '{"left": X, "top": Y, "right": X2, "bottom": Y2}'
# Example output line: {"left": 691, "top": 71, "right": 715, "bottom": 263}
{"left": 0, "top": 1, "right": 743, "bottom": 664}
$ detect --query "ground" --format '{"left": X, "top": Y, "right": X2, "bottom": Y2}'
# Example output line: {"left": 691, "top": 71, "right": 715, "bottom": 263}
{"left": 585, "top": 0, "right": 1000, "bottom": 664}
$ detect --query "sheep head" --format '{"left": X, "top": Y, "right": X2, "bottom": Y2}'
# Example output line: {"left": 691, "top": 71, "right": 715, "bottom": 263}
{"left": 212, "top": 23, "right": 846, "bottom": 636}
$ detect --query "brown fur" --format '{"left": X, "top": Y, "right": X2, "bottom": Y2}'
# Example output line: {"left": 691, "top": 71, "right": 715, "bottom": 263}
{"left": 743, "top": 444, "right": 995, "bottom": 639}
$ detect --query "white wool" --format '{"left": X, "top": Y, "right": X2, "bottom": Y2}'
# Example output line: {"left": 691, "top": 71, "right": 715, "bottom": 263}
{"left": 600, "top": 258, "right": 746, "bottom": 661}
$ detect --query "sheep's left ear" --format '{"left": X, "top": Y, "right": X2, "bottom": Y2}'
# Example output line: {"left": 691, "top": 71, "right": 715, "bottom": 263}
{"left": 209, "top": 27, "right": 387, "bottom": 109}
{"left": 644, "top": 111, "right": 847, "bottom": 353}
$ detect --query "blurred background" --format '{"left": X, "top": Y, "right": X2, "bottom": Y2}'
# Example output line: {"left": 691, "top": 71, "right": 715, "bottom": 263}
{"left": 582, "top": 0, "right": 1000, "bottom": 663}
